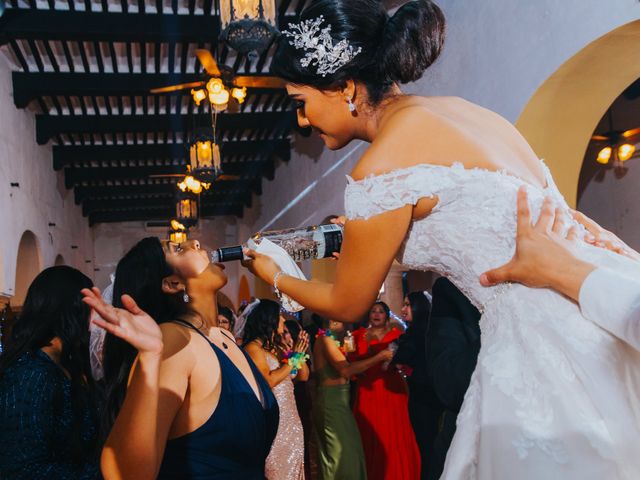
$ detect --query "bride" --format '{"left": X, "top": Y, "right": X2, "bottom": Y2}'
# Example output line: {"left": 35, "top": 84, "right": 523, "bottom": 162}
{"left": 242, "top": 0, "right": 640, "bottom": 478}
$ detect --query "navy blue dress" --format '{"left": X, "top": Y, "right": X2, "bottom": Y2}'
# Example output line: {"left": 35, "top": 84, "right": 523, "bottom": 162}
{"left": 157, "top": 325, "right": 279, "bottom": 480}
{"left": 0, "top": 350, "right": 99, "bottom": 480}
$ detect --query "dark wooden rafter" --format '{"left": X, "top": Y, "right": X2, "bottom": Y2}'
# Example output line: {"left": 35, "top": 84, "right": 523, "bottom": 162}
{"left": 65, "top": 159, "right": 275, "bottom": 188}
{"left": 12, "top": 72, "right": 284, "bottom": 109}
{"left": 0, "top": 9, "right": 301, "bottom": 46}
{"left": 89, "top": 203, "right": 244, "bottom": 225}
{"left": 74, "top": 178, "right": 263, "bottom": 204}
{"left": 1, "top": 2, "right": 307, "bottom": 223}
{"left": 0, "top": 10, "right": 220, "bottom": 44}
{"left": 83, "top": 190, "right": 253, "bottom": 216}
{"left": 53, "top": 139, "right": 290, "bottom": 169}
{"left": 36, "top": 111, "right": 295, "bottom": 144}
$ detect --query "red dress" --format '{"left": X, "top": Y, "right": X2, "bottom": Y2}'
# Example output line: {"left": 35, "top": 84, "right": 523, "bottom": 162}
{"left": 349, "top": 327, "right": 421, "bottom": 480}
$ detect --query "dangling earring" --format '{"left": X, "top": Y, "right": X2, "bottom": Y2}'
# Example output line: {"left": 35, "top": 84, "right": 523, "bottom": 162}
{"left": 347, "top": 97, "right": 356, "bottom": 113}
{"left": 183, "top": 289, "right": 190, "bottom": 303}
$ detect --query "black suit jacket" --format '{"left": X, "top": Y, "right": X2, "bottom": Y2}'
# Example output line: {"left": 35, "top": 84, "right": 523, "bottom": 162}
{"left": 425, "top": 277, "right": 481, "bottom": 480}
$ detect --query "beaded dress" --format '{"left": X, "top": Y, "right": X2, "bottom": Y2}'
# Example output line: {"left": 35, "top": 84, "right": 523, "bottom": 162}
{"left": 265, "top": 353, "right": 305, "bottom": 480}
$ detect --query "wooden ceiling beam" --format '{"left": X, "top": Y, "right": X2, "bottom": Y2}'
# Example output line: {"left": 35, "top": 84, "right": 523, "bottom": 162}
{"left": 88, "top": 203, "right": 244, "bottom": 225}
{"left": 0, "top": 10, "right": 219, "bottom": 44}
{"left": 36, "top": 111, "right": 294, "bottom": 144}
{"left": 12, "top": 72, "right": 285, "bottom": 109}
{"left": 83, "top": 190, "right": 252, "bottom": 215}
{"left": 64, "top": 159, "right": 273, "bottom": 187}
{"left": 53, "top": 139, "right": 290, "bottom": 169}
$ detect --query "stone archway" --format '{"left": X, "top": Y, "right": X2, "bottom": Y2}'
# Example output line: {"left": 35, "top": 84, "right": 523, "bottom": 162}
{"left": 13, "top": 231, "right": 43, "bottom": 307}
{"left": 516, "top": 20, "right": 640, "bottom": 207}
{"left": 54, "top": 254, "right": 66, "bottom": 266}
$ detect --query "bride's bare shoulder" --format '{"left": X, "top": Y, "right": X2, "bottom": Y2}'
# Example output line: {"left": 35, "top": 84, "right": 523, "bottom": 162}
{"left": 350, "top": 96, "right": 481, "bottom": 180}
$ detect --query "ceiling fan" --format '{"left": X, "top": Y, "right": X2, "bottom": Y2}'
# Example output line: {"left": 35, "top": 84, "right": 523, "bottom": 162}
{"left": 148, "top": 170, "right": 240, "bottom": 195}
{"left": 150, "top": 49, "right": 286, "bottom": 97}
{"left": 591, "top": 109, "right": 640, "bottom": 178}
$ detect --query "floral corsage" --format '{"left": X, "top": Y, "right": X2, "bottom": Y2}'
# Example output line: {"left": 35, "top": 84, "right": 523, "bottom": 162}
{"left": 281, "top": 350, "right": 309, "bottom": 375}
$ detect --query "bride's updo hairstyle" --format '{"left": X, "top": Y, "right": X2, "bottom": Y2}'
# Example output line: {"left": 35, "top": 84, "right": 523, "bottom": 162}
{"left": 271, "top": 0, "right": 445, "bottom": 105}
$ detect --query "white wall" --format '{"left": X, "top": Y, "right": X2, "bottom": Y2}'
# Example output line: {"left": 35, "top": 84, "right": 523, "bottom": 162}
{"left": 0, "top": 52, "right": 93, "bottom": 301}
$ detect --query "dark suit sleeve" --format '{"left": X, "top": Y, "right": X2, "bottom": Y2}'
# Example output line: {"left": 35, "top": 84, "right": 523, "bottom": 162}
{"left": 392, "top": 328, "right": 419, "bottom": 366}
{"left": 427, "top": 279, "right": 481, "bottom": 413}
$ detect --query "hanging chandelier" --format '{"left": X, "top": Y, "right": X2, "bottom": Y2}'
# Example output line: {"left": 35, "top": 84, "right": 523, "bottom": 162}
{"left": 219, "top": 0, "right": 278, "bottom": 54}
{"left": 188, "top": 128, "right": 222, "bottom": 184}
{"left": 178, "top": 174, "right": 211, "bottom": 195}
{"left": 190, "top": 81, "right": 246, "bottom": 112}
{"left": 168, "top": 228, "right": 188, "bottom": 244}
{"left": 175, "top": 192, "right": 199, "bottom": 229}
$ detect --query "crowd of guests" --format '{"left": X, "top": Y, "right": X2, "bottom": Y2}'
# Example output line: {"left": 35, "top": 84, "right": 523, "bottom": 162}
{"left": 0, "top": 235, "right": 482, "bottom": 480}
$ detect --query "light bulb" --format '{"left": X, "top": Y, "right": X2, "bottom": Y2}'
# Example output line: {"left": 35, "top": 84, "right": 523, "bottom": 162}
{"left": 191, "top": 89, "right": 207, "bottom": 106}
{"left": 206, "top": 78, "right": 224, "bottom": 95}
{"left": 209, "top": 89, "right": 230, "bottom": 108}
{"left": 232, "top": 87, "right": 247, "bottom": 104}
{"left": 171, "top": 219, "right": 185, "bottom": 231}
{"left": 596, "top": 146, "right": 612, "bottom": 165}
{"left": 618, "top": 143, "right": 636, "bottom": 162}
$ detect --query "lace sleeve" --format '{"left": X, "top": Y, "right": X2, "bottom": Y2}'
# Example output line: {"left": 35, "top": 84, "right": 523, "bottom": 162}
{"left": 344, "top": 164, "right": 456, "bottom": 220}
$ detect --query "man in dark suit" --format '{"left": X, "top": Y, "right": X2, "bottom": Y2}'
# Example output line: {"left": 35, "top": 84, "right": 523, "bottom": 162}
{"left": 425, "top": 277, "right": 481, "bottom": 480}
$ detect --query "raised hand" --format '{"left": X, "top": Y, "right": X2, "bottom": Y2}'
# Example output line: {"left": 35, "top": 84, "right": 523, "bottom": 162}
{"left": 293, "top": 330, "right": 310, "bottom": 354}
{"left": 82, "top": 287, "right": 163, "bottom": 355}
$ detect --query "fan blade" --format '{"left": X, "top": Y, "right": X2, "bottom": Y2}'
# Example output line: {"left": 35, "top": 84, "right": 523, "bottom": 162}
{"left": 614, "top": 166, "right": 629, "bottom": 179}
{"left": 234, "top": 75, "right": 287, "bottom": 89}
{"left": 622, "top": 127, "right": 640, "bottom": 139}
{"left": 196, "top": 49, "right": 221, "bottom": 77}
{"left": 217, "top": 174, "right": 241, "bottom": 181}
{"left": 150, "top": 81, "right": 204, "bottom": 94}
{"left": 591, "top": 135, "right": 610, "bottom": 141}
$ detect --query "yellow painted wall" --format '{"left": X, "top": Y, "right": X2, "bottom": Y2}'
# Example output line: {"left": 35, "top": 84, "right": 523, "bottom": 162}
{"left": 517, "top": 21, "right": 640, "bottom": 207}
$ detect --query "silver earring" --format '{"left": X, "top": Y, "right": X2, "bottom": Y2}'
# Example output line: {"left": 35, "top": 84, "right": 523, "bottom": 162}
{"left": 347, "top": 98, "right": 356, "bottom": 113}
{"left": 183, "top": 290, "right": 190, "bottom": 303}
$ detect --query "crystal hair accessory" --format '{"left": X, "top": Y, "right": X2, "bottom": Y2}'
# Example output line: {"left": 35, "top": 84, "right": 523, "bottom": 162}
{"left": 282, "top": 15, "right": 362, "bottom": 77}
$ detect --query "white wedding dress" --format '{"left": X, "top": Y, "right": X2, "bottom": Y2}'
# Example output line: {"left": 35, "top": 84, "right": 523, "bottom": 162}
{"left": 344, "top": 161, "right": 640, "bottom": 480}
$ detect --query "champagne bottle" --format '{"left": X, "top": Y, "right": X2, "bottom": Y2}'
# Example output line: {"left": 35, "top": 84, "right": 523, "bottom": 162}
{"left": 343, "top": 330, "right": 355, "bottom": 353}
{"left": 210, "top": 223, "right": 343, "bottom": 263}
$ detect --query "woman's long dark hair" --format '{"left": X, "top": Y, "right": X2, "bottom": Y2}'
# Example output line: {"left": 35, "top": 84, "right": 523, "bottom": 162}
{"left": 0, "top": 266, "right": 99, "bottom": 462}
{"left": 218, "top": 305, "right": 235, "bottom": 332}
{"left": 242, "top": 299, "right": 283, "bottom": 354}
{"left": 271, "top": 0, "right": 445, "bottom": 105}
{"left": 407, "top": 291, "right": 431, "bottom": 330}
{"left": 101, "top": 237, "right": 186, "bottom": 439}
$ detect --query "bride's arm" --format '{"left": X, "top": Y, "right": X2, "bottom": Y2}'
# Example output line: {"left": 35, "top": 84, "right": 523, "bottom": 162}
{"left": 244, "top": 206, "right": 413, "bottom": 323}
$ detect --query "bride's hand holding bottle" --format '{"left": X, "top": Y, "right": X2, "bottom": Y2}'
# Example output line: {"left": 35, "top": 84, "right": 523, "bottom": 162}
{"left": 242, "top": 248, "right": 282, "bottom": 286}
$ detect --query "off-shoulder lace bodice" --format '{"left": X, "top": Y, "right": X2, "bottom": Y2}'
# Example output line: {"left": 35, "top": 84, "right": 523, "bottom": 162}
{"left": 345, "top": 161, "right": 563, "bottom": 312}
